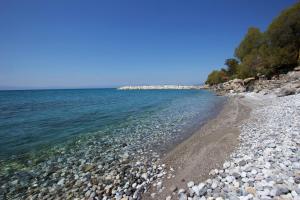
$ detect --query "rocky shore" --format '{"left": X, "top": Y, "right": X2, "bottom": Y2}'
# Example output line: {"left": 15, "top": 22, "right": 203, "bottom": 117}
{"left": 142, "top": 95, "right": 250, "bottom": 200}
{"left": 154, "top": 67, "right": 300, "bottom": 199}
{"left": 2, "top": 67, "right": 300, "bottom": 200}
{"left": 168, "top": 92, "right": 300, "bottom": 200}
{"left": 210, "top": 66, "right": 300, "bottom": 96}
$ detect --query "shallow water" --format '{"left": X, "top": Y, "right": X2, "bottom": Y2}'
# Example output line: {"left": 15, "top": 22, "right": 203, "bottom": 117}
{"left": 0, "top": 89, "right": 224, "bottom": 170}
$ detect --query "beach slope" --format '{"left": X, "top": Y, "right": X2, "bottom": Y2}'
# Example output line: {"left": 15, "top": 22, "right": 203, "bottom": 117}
{"left": 144, "top": 96, "right": 252, "bottom": 199}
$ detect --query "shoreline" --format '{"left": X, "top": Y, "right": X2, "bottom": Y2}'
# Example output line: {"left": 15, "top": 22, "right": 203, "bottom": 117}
{"left": 158, "top": 98, "right": 226, "bottom": 157}
{"left": 143, "top": 95, "right": 253, "bottom": 199}
{"left": 4, "top": 90, "right": 299, "bottom": 199}
{"left": 0, "top": 90, "right": 224, "bottom": 200}
{"left": 154, "top": 92, "right": 300, "bottom": 200}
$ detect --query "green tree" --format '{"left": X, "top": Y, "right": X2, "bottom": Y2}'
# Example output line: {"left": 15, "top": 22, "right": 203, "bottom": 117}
{"left": 205, "top": 1, "right": 300, "bottom": 85}
{"left": 234, "top": 27, "right": 264, "bottom": 62}
{"left": 266, "top": 1, "right": 300, "bottom": 70}
{"left": 234, "top": 27, "right": 268, "bottom": 76}
{"left": 236, "top": 60, "right": 257, "bottom": 79}
{"left": 225, "top": 58, "right": 239, "bottom": 76}
{"left": 205, "top": 70, "right": 228, "bottom": 85}
{"left": 236, "top": 65, "right": 250, "bottom": 79}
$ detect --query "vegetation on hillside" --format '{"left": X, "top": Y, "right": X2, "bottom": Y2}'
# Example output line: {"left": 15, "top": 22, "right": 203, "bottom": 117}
{"left": 206, "top": 2, "right": 300, "bottom": 85}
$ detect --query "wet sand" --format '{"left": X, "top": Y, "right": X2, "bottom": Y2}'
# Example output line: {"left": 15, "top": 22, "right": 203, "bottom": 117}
{"left": 143, "top": 96, "right": 252, "bottom": 199}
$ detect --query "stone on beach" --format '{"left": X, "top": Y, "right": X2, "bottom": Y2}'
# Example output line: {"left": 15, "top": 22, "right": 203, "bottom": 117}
{"left": 170, "top": 93, "right": 300, "bottom": 199}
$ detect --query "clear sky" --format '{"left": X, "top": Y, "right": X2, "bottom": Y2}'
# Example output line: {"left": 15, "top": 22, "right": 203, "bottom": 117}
{"left": 0, "top": 0, "right": 297, "bottom": 89}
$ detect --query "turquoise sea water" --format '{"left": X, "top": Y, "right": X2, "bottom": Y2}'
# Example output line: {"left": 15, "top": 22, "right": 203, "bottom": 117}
{"left": 0, "top": 89, "right": 224, "bottom": 170}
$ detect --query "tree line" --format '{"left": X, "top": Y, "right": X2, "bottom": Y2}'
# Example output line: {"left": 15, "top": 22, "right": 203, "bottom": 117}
{"left": 206, "top": 2, "right": 300, "bottom": 85}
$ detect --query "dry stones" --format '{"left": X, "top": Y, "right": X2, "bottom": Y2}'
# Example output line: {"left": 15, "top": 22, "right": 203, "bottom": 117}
{"left": 170, "top": 93, "right": 300, "bottom": 199}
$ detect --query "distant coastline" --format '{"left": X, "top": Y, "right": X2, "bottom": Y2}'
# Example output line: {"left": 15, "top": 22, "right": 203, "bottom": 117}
{"left": 117, "top": 85, "right": 209, "bottom": 90}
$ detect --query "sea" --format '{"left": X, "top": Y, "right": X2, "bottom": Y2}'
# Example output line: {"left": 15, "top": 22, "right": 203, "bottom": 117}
{"left": 0, "top": 89, "right": 225, "bottom": 175}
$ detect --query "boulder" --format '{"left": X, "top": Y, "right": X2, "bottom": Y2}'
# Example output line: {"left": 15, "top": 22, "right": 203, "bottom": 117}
{"left": 293, "top": 81, "right": 300, "bottom": 88}
{"left": 276, "top": 83, "right": 298, "bottom": 97}
{"left": 287, "top": 71, "right": 300, "bottom": 80}
{"left": 244, "top": 77, "right": 255, "bottom": 84}
{"left": 244, "top": 77, "right": 256, "bottom": 91}
{"left": 229, "top": 79, "right": 246, "bottom": 93}
{"left": 294, "top": 66, "right": 300, "bottom": 71}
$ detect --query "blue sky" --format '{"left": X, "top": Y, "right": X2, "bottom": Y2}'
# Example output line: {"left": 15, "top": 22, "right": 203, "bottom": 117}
{"left": 0, "top": 0, "right": 297, "bottom": 89}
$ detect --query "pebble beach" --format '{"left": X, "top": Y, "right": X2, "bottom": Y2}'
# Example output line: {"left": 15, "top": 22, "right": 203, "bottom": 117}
{"left": 0, "top": 90, "right": 223, "bottom": 200}
{"left": 167, "top": 93, "right": 300, "bottom": 200}
{"left": 1, "top": 88, "right": 300, "bottom": 200}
